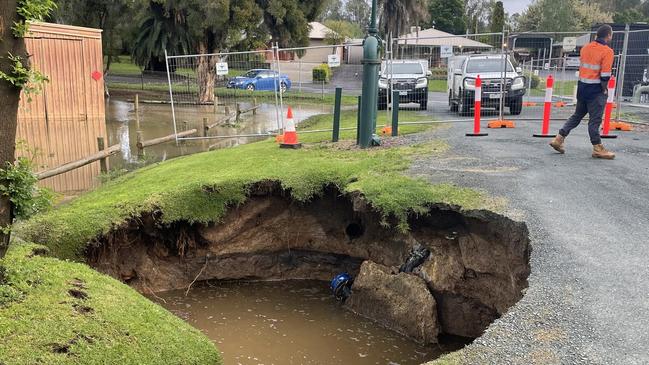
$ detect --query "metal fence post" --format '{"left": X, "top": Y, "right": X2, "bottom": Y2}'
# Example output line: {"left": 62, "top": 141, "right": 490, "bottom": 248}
{"left": 391, "top": 90, "right": 399, "bottom": 136}
{"left": 164, "top": 49, "right": 179, "bottom": 144}
{"left": 332, "top": 87, "right": 342, "bottom": 142}
{"left": 615, "top": 24, "right": 630, "bottom": 122}
{"left": 356, "top": 95, "right": 362, "bottom": 145}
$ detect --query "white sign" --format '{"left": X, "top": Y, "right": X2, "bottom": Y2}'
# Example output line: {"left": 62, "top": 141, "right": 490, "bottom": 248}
{"left": 534, "top": 70, "right": 540, "bottom": 76}
{"left": 328, "top": 54, "right": 341, "bottom": 68}
{"left": 544, "top": 62, "right": 550, "bottom": 70}
{"left": 440, "top": 45, "right": 453, "bottom": 58}
{"left": 216, "top": 62, "right": 229, "bottom": 76}
{"left": 563, "top": 37, "right": 577, "bottom": 52}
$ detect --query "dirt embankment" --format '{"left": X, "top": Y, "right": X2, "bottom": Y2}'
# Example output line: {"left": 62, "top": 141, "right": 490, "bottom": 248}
{"left": 86, "top": 181, "right": 531, "bottom": 342}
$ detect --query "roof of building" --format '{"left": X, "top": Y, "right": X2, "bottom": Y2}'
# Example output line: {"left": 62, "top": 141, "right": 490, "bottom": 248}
{"left": 397, "top": 28, "right": 493, "bottom": 48}
{"left": 309, "top": 22, "right": 336, "bottom": 40}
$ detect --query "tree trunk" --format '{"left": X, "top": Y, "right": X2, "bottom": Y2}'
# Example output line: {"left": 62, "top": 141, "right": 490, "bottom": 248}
{"left": 0, "top": 1, "right": 26, "bottom": 258}
{"left": 196, "top": 42, "right": 217, "bottom": 104}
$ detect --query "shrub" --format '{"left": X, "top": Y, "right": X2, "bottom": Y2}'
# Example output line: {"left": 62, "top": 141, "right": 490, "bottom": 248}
{"left": 524, "top": 71, "right": 541, "bottom": 89}
{"left": 312, "top": 64, "right": 332, "bottom": 83}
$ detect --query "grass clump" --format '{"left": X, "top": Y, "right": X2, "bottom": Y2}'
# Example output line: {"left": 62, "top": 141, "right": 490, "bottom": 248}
{"left": 0, "top": 242, "right": 221, "bottom": 365}
{"left": 19, "top": 111, "right": 491, "bottom": 260}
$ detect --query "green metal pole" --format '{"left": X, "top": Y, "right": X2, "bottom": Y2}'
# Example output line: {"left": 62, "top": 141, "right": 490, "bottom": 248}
{"left": 392, "top": 90, "right": 399, "bottom": 136}
{"left": 356, "top": 95, "right": 362, "bottom": 145}
{"left": 332, "top": 87, "right": 342, "bottom": 142}
{"left": 358, "top": 0, "right": 380, "bottom": 148}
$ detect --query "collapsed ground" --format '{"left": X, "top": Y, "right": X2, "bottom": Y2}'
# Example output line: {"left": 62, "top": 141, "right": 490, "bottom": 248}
{"left": 6, "top": 113, "right": 531, "bottom": 364}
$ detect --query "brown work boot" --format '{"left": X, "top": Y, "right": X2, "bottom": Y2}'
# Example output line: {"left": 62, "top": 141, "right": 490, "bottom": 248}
{"left": 592, "top": 144, "right": 615, "bottom": 159}
{"left": 549, "top": 135, "right": 565, "bottom": 154}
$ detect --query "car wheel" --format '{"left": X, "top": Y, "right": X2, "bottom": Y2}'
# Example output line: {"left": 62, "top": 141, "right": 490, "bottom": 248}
{"left": 449, "top": 92, "right": 458, "bottom": 112}
{"left": 510, "top": 97, "right": 523, "bottom": 115}
{"left": 246, "top": 84, "right": 255, "bottom": 91}
{"left": 419, "top": 98, "right": 428, "bottom": 110}
{"left": 458, "top": 93, "right": 471, "bottom": 116}
{"left": 280, "top": 82, "right": 287, "bottom": 93}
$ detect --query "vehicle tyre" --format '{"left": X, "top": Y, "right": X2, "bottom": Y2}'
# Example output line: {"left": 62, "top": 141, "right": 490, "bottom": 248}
{"left": 419, "top": 98, "right": 428, "bottom": 110}
{"left": 449, "top": 92, "right": 458, "bottom": 112}
{"left": 458, "top": 93, "right": 471, "bottom": 116}
{"left": 510, "top": 97, "right": 523, "bottom": 115}
{"left": 377, "top": 95, "right": 388, "bottom": 110}
{"left": 246, "top": 84, "right": 255, "bottom": 91}
{"left": 280, "top": 82, "right": 287, "bottom": 93}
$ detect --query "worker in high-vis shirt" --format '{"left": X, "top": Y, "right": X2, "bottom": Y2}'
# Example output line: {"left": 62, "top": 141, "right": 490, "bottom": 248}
{"left": 550, "top": 25, "right": 616, "bottom": 159}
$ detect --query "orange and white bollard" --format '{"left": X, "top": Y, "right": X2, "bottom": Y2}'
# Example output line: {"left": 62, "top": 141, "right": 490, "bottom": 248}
{"left": 601, "top": 77, "right": 618, "bottom": 139}
{"left": 279, "top": 106, "right": 302, "bottom": 149}
{"left": 533, "top": 75, "right": 555, "bottom": 138}
{"left": 466, "top": 75, "right": 488, "bottom": 137}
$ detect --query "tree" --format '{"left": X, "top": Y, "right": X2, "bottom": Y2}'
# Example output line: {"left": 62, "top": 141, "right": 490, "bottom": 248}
{"left": 345, "top": 0, "right": 371, "bottom": 27}
{"left": 426, "top": 0, "right": 466, "bottom": 35}
{"left": 465, "top": 0, "right": 494, "bottom": 34}
{"left": 131, "top": 1, "right": 193, "bottom": 71}
{"left": 319, "top": 0, "right": 344, "bottom": 21}
{"left": 516, "top": 0, "right": 612, "bottom": 32}
{"left": 490, "top": 1, "right": 505, "bottom": 33}
{"left": 379, "top": 0, "right": 429, "bottom": 37}
{"left": 55, "top": 0, "right": 136, "bottom": 72}
{"left": 323, "top": 20, "right": 364, "bottom": 44}
{"left": 0, "top": 1, "right": 56, "bottom": 258}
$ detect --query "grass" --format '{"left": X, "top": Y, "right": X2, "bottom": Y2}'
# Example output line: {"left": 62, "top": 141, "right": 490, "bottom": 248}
{"left": 529, "top": 80, "right": 577, "bottom": 97}
{"left": 0, "top": 242, "right": 221, "bottom": 365}
{"left": 428, "top": 79, "right": 447, "bottom": 93}
{"left": 18, "top": 111, "right": 495, "bottom": 261}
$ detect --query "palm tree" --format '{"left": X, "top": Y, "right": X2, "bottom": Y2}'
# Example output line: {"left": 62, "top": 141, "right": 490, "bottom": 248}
{"left": 378, "top": 0, "right": 429, "bottom": 38}
{"left": 131, "top": 1, "right": 192, "bottom": 72}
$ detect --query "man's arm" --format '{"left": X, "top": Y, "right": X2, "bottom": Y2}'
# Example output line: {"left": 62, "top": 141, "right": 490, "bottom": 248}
{"left": 601, "top": 48, "right": 614, "bottom": 93}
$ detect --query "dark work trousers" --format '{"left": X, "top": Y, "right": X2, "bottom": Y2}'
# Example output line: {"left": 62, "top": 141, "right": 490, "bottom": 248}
{"left": 559, "top": 92, "right": 606, "bottom": 145}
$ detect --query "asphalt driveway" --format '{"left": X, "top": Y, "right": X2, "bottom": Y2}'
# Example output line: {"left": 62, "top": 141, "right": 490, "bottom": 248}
{"left": 410, "top": 121, "right": 649, "bottom": 364}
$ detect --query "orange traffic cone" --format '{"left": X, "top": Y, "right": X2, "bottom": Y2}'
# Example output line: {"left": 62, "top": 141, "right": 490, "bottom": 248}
{"left": 280, "top": 107, "right": 302, "bottom": 149}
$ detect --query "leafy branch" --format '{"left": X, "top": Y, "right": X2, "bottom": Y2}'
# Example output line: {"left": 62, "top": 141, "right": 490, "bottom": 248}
{"left": 0, "top": 143, "right": 55, "bottom": 234}
{"left": 12, "top": 0, "right": 58, "bottom": 37}
{"left": 0, "top": 53, "right": 48, "bottom": 99}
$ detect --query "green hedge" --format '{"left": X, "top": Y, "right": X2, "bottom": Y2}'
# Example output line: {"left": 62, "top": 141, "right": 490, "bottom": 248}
{"left": 524, "top": 71, "right": 541, "bottom": 89}
{"left": 312, "top": 64, "right": 332, "bottom": 83}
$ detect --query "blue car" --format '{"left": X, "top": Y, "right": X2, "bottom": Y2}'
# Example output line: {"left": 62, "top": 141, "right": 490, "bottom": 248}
{"left": 227, "top": 69, "right": 291, "bottom": 93}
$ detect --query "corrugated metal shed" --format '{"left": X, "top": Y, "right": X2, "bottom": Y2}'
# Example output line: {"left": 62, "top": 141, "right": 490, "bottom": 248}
{"left": 16, "top": 22, "right": 107, "bottom": 193}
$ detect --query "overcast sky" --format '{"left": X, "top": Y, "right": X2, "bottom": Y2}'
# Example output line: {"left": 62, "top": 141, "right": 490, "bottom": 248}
{"left": 501, "top": 0, "right": 533, "bottom": 15}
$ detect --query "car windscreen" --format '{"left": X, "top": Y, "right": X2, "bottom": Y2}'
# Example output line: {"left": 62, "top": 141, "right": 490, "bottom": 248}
{"left": 466, "top": 59, "right": 513, "bottom": 73}
{"left": 243, "top": 71, "right": 260, "bottom": 78}
{"left": 386, "top": 63, "right": 423, "bottom": 74}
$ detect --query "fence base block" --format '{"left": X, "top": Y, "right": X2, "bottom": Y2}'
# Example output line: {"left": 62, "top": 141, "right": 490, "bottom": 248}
{"left": 488, "top": 120, "right": 516, "bottom": 129}
{"left": 280, "top": 143, "right": 303, "bottom": 149}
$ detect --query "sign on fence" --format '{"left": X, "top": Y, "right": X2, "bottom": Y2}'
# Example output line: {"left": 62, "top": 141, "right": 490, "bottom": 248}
{"left": 216, "top": 62, "right": 229, "bottom": 76}
{"left": 328, "top": 54, "right": 341, "bottom": 68}
{"left": 562, "top": 37, "right": 577, "bottom": 52}
{"left": 440, "top": 45, "right": 453, "bottom": 58}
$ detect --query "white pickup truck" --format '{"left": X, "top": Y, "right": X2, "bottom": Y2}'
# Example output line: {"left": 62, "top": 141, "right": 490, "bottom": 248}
{"left": 447, "top": 54, "right": 527, "bottom": 115}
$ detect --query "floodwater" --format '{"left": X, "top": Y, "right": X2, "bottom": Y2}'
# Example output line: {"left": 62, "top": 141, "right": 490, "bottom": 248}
{"left": 105, "top": 99, "right": 330, "bottom": 170}
{"left": 152, "top": 280, "right": 467, "bottom": 365}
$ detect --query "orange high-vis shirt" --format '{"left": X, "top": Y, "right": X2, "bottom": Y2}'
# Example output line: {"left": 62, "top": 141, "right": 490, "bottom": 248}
{"left": 579, "top": 40, "right": 614, "bottom": 85}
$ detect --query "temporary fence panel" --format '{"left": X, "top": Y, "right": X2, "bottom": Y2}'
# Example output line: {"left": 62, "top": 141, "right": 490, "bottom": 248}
{"left": 386, "top": 32, "right": 507, "bottom": 126}
{"left": 165, "top": 49, "right": 282, "bottom": 145}
{"left": 615, "top": 28, "right": 649, "bottom": 124}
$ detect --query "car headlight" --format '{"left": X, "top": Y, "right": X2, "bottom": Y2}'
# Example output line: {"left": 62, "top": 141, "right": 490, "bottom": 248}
{"left": 416, "top": 77, "right": 428, "bottom": 88}
{"left": 464, "top": 78, "right": 476, "bottom": 90}
{"left": 378, "top": 78, "right": 388, "bottom": 89}
{"left": 511, "top": 77, "right": 525, "bottom": 90}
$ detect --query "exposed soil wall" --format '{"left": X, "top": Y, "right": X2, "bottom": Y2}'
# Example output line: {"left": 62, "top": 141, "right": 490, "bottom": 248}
{"left": 86, "top": 182, "right": 531, "bottom": 340}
